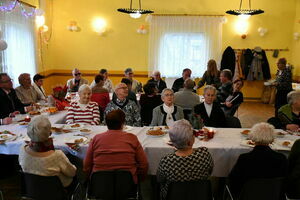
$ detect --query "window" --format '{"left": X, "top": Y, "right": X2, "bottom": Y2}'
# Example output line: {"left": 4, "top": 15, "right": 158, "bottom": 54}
{"left": 159, "top": 33, "right": 206, "bottom": 77}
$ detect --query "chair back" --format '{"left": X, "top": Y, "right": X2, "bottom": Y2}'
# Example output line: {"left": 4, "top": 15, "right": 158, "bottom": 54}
{"left": 183, "top": 109, "right": 192, "bottom": 121}
{"left": 226, "top": 116, "right": 242, "bottom": 128}
{"left": 88, "top": 170, "right": 138, "bottom": 200}
{"left": 21, "top": 172, "right": 66, "bottom": 200}
{"left": 167, "top": 180, "right": 213, "bottom": 200}
{"left": 239, "top": 177, "right": 285, "bottom": 200}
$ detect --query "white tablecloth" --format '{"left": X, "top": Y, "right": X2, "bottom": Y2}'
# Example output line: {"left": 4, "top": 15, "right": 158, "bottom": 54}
{"left": 0, "top": 111, "right": 298, "bottom": 177}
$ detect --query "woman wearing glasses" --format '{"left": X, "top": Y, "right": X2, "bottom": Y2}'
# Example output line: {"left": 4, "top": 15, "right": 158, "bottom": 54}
{"left": 66, "top": 68, "right": 88, "bottom": 92}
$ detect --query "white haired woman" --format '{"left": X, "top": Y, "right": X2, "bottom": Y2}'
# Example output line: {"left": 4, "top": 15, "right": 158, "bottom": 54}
{"left": 229, "top": 122, "right": 288, "bottom": 197}
{"left": 19, "top": 115, "right": 77, "bottom": 190}
{"left": 150, "top": 88, "right": 184, "bottom": 126}
{"left": 157, "top": 119, "right": 213, "bottom": 200}
{"left": 278, "top": 91, "right": 300, "bottom": 131}
{"left": 66, "top": 84, "right": 100, "bottom": 125}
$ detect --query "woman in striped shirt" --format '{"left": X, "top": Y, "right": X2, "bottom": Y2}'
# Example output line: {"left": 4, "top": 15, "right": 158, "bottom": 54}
{"left": 66, "top": 84, "right": 100, "bottom": 125}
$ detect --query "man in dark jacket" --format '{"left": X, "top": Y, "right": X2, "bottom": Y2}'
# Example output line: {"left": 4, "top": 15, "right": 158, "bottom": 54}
{"left": 147, "top": 71, "right": 167, "bottom": 93}
{"left": 172, "top": 68, "right": 192, "bottom": 93}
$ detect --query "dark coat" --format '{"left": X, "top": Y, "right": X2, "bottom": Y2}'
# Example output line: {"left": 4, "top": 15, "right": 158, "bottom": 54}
{"left": 140, "top": 94, "right": 163, "bottom": 126}
{"left": 242, "top": 48, "right": 253, "bottom": 79}
{"left": 220, "top": 46, "right": 236, "bottom": 75}
{"left": 172, "top": 77, "right": 184, "bottom": 93}
{"left": 193, "top": 102, "right": 227, "bottom": 127}
{"left": 147, "top": 78, "right": 167, "bottom": 93}
{"left": 261, "top": 50, "right": 271, "bottom": 80}
{"left": 0, "top": 88, "right": 25, "bottom": 119}
{"left": 287, "top": 139, "right": 300, "bottom": 198}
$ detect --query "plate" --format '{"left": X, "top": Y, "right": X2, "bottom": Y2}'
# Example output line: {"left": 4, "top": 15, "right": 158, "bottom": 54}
{"left": 275, "top": 132, "right": 286, "bottom": 138}
{"left": 275, "top": 140, "right": 294, "bottom": 148}
{"left": 240, "top": 140, "right": 256, "bottom": 148}
{"left": 241, "top": 130, "right": 250, "bottom": 137}
{"left": 64, "top": 136, "right": 87, "bottom": 144}
{"left": 123, "top": 126, "right": 134, "bottom": 132}
{"left": 146, "top": 129, "right": 166, "bottom": 137}
{"left": 19, "top": 122, "right": 29, "bottom": 126}
{"left": 51, "top": 127, "right": 72, "bottom": 134}
{"left": 0, "top": 134, "right": 17, "bottom": 142}
{"left": 80, "top": 129, "right": 91, "bottom": 133}
{"left": 64, "top": 123, "right": 85, "bottom": 130}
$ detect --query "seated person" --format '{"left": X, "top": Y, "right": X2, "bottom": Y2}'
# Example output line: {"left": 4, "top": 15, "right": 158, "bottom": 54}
{"left": 174, "top": 78, "right": 200, "bottom": 110}
{"left": 216, "top": 69, "right": 233, "bottom": 103}
{"left": 157, "top": 119, "right": 213, "bottom": 200}
{"left": 105, "top": 83, "right": 141, "bottom": 127}
{"left": 172, "top": 68, "right": 192, "bottom": 93}
{"left": 84, "top": 109, "right": 148, "bottom": 184}
{"left": 278, "top": 91, "right": 300, "bottom": 131}
{"left": 0, "top": 73, "right": 32, "bottom": 125}
{"left": 66, "top": 68, "right": 88, "bottom": 92}
{"left": 229, "top": 122, "right": 288, "bottom": 197}
{"left": 197, "top": 59, "right": 221, "bottom": 89}
{"left": 32, "top": 74, "right": 47, "bottom": 101}
{"left": 124, "top": 68, "right": 142, "bottom": 94}
{"left": 140, "top": 83, "right": 163, "bottom": 126}
{"left": 15, "top": 73, "right": 41, "bottom": 105}
{"left": 91, "top": 74, "right": 110, "bottom": 114}
{"left": 66, "top": 84, "right": 100, "bottom": 125}
{"left": 19, "top": 116, "right": 77, "bottom": 189}
{"left": 147, "top": 71, "right": 167, "bottom": 93}
{"left": 52, "top": 85, "right": 69, "bottom": 110}
{"left": 90, "top": 69, "right": 114, "bottom": 93}
{"left": 112, "top": 78, "right": 137, "bottom": 104}
{"left": 221, "top": 79, "right": 244, "bottom": 116}
{"left": 193, "top": 85, "right": 227, "bottom": 128}
{"left": 150, "top": 88, "right": 184, "bottom": 126}
{"left": 287, "top": 139, "right": 300, "bottom": 199}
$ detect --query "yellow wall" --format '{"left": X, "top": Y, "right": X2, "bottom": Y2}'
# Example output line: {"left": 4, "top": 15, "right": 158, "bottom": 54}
{"left": 291, "top": 0, "right": 300, "bottom": 77}
{"left": 39, "top": 0, "right": 298, "bottom": 98}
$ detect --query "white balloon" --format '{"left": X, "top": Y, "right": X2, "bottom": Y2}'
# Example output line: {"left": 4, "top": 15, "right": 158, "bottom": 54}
{"left": 35, "top": 9, "right": 44, "bottom": 16}
{"left": 0, "top": 40, "right": 7, "bottom": 51}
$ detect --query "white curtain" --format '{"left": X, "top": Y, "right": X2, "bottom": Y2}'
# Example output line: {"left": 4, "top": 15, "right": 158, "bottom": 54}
{"left": 148, "top": 16, "right": 224, "bottom": 78}
{"left": 0, "top": 1, "right": 37, "bottom": 87}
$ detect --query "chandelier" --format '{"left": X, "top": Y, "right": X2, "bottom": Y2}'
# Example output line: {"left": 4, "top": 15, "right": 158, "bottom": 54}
{"left": 226, "top": 0, "right": 264, "bottom": 16}
{"left": 117, "top": 0, "right": 154, "bottom": 19}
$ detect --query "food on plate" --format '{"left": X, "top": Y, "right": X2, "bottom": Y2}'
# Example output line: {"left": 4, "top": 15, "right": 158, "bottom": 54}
{"left": 164, "top": 126, "right": 169, "bottom": 129}
{"left": 45, "top": 107, "right": 58, "bottom": 114}
{"left": 241, "top": 130, "right": 251, "bottom": 135}
{"left": 247, "top": 140, "right": 255, "bottom": 145}
{"left": 19, "top": 122, "right": 28, "bottom": 126}
{"left": 80, "top": 129, "right": 91, "bottom": 133}
{"left": 51, "top": 127, "right": 72, "bottom": 133}
{"left": 74, "top": 138, "right": 84, "bottom": 143}
{"left": 202, "top": 127, "right": 209, "bottom": 132}
{"left": 147, "top": 129, "right": 165, "bottom": 136}
{"left": 71, "top": 123, "right": 80, "bottom": 128}
{"left": 29, "top": 111, "right": 41, "bottom": 116}
{"left": 0, "top": 130, "right": 15, "bottom": 135}
{"left": 0, "top": 135, "right": 9, "bottom": 140}
{"left": 282, "top": 141, "right": 291, "bottom": 147}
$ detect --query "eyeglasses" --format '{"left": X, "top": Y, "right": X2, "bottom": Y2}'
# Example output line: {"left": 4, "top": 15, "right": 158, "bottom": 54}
{"left": 0, "top": 79, "right": 13, "bottom": 83}
{"left": 74, "top": 73, "right": 81, "bottom": 76}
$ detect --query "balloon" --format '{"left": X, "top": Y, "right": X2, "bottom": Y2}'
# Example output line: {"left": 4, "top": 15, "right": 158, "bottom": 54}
{"left": 0, "top": 40, "right": 7, "bottom": 51}
{"left": 35, "top": 9, "right": 44, "bottom": 16}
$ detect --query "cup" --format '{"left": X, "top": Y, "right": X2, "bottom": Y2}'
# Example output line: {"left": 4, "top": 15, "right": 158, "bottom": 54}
{"left": 24, "top": 115, "right": 31, "bottom": 122}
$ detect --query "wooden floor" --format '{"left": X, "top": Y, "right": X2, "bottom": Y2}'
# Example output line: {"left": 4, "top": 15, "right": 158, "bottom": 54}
{"left": 237, "top": 101, "right": 274, "bottom": 128}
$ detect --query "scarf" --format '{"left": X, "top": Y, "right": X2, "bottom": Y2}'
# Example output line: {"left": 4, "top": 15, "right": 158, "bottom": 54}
{"left": 28, "top": 138, "right": 55, "bottom": 152}
{"left": 163, "top": 104, "right": 175, "bottom": 127}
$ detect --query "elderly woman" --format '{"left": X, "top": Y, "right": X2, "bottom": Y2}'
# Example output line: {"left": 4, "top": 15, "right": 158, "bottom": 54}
{"left": 193, "top": 85, "right": 226, "bottom": 128}
{"left": 222, "top": 79, "right": 244, "bottom": 116}
{"left": 15, "top": 73, "right": 41, "bottom": 105}
{"left": 105, "top": 83, "right": 141, "bottom": 127}
{"left": 197, "top": 59, "right": 221, "bottom": 89}
{"left": 66, "top": 68, "right": 88, "bottom": 92}
{"left": 278, "top": 91, "right": 300, "bottom": 131}
{"left": 157, "top": 119, "right": 213, "bottom": 200}
{"left": 84, "top": 110, "right": 148, "bottom": 183}
{"left": 19, "top": 115, "right": 77, "bottom": 188}
{"left": 229, "top": 122, "right": 288, "bottom": 197}
{"left": 150, "top": 88, "right": 184, "bottom": 126}
{"left": 274, "top": 58, "right": 293, "bottom": 115}
{"left": 91, "top": 74, "right": 110, "bottom": 113}
{"left": 90, "top": 69, "right": 114, "bottom": 93}
{"left": 66, "top": 84, "right": 100, "bottom": 125}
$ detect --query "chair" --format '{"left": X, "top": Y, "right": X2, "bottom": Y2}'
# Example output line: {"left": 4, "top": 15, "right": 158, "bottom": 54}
{"left": 87, "top": 170, "right": 139, "bottom": 200}
{"left": 223, "top": 104, "right": 241, "bottom": 117}
{"left": 166, "top": 180, "right": 213, "bottom": 200}
{"left": 226, "top": 116, "right": 242, "bottom": 128}
{"left": 225, "top": 177, "right": 286, "bottom": 200}
{"left": 21, "top": 172, "right": 67, "bottom": 200}
{"left": 267, "top": 117, "right": 283, "bottom": 129}
{"left": 183, "top": 109, "right": 192, "bottom": 121}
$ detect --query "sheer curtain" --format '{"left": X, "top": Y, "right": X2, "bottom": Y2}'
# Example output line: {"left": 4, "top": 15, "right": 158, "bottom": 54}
{"left": 148, "top": 16, "right": 225, "bottom": 78}
{"left": 0, "top": 2, "right": 37, "bottom": 87}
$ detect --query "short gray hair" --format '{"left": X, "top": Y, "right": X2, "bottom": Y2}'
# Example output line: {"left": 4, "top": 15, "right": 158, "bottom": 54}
{"left": 203, "top": 85, "right": 216, "bottom": 94}
{"left": 18, "top": 73, "right": 30, "bottom": 85}
{"left": 249, "top": 122, "right": 275, "bottom": 145}
{"left": 184, "top": 78, "right": 195, "bottom": 90}
{"left": 27, "top": 115, "right": 51, "bottom": 142}
{"left": 169, "top": 119, "right": 194, "bottom": 149}
{"left": 287, "top": 91, "right": 300, "bottom": 105}
{"left": 161, "top": 88, "right": 174, "bottom": 98}
{"left": 78, "top": 84, "right": 91, "bottom": 94}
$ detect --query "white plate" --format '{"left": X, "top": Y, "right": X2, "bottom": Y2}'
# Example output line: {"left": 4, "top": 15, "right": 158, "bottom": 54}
{"left": 275, "top": 140, "right": 294, "bottom": 149}
{"left": 64, "top": 136, "right": 87, "bottom": 144}
{"left": 123, "top": 126, "right": 134, "bottom": 132}
{"left": 63, "top": 123, "right": 85, "bottom": 130}
{"left": 0, "top": 134, "right": 17, "bottom": 142}
{"left": 240, "top": 140, "right": 255, "bottom": 148}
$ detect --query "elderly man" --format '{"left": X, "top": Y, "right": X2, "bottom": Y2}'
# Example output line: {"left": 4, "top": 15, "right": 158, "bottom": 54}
{"left": 105, "top": 83, "right": 141, "bottom": 127}
{"left": 15, "top": 73, "right": 41, "bottom": 105}
{"left": 32, "top": 73, "right": 47, "bottom": 101}
{"left": 0, "top": 73, "right": 32, "bottom": 125}
{"left": 172, "top": 68, "right": 192, "bottom": 93}
{"left": 147, "top": 71, "right": 167, "bottom": 93}
{"left": 124, "top": 68, "right": 142, "bottom": 94}
{"left": 90, "top": 69, "right": 114, "bottom": 93}
{"left": 67, "top": 68, "right": 88, "bottom": 92}
{"left": 174, "top": 78, "right": 200, "bottom": 110}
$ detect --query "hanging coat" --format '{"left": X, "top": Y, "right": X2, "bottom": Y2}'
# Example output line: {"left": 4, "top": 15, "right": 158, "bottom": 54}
{"left": 261, "top": 50, "right": 271, "bottom": 80}
{"left": 242, "top": 48, "right": 253, "bottom": 79}
{"left": 221, "top": 46, "right": 236, "bottom": 76}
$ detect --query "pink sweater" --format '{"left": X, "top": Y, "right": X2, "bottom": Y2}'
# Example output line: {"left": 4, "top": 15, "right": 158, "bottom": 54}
{"left": 66, "top": 101, "right": 100, "bottom": 125}
{"left": 84, "top": 130, "right": 148, "bottom": 183}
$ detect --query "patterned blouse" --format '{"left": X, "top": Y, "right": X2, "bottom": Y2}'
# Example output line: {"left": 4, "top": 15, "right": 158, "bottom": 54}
{"left": 157, "top": 147, "right": 213, "bottom": 200}
{"left": 104, "top": 98, "right": 141, "bottom": 127}
{"left": 66, "top": 101, "right": 100, "bottom": 125}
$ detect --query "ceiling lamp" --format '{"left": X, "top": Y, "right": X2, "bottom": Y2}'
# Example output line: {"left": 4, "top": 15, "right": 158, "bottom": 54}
{"left": 226, "top": 0, "right": 264, "bottom": 16}
{"left": 117, "top": 0, "right": 154, "bottom": 19}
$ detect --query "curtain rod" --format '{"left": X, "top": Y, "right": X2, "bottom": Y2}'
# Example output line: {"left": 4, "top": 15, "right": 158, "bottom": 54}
{"left": 151, "top": 14, "right": 224, "bottom": 17}
{"left": 18, "top": 0, "right": 36, "bottom": 8}
{"left": 234, "top": 48, "right": 289, "bottom": 52}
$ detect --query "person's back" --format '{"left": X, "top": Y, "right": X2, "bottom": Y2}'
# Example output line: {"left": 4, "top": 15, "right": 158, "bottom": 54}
{"left": 174, "top": 89, "right": 200, "bottom": 109}
{"left": 140, "top": 94, "right": 163, "bottom": 125}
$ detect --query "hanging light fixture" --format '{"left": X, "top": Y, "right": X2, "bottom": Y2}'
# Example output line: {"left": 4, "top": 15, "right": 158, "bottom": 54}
{"left": 226, "top": 0, "right": 264, "bottom": 16}
{"left": 117, "top": 0, "right": 154, "bottom": 19}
